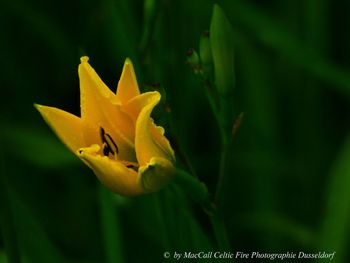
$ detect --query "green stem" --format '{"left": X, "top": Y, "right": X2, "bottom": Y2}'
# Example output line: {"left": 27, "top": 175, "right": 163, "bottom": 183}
{"left": 175, "top": 169, "right": 210, "bottom": 207}
{"left": 210, "top": 212, "right": 231, "bottom": 250}
{"left": 215, "top": 139, "right": 230, "bottom": 207}
{"left": 200, "top": 74, "right": 233, "bottom": 208}
{"left": 175, "top": 169, "right": 231, "bottom": 250}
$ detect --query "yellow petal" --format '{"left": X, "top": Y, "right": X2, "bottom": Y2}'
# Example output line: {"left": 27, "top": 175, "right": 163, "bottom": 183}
{"left": 78, "top": 144, "right": 144, "bottom": 196}
{"left": 139, "top": 157, "right": 175, "bottom": 192}
{"left": 79, "top": 56, "right": 136, "bottom": 161}
{"left": 35, "top": 104, "right": 84, "bottom": 153}
{"left": 116, "top": 58, "right": 140, "bottom": 103}
{"left": 79, "top": 56, "right": 117, "bottom": 121}
{"left": 121, "top": 91, "right": 160, "bottom": 123}
{"left": 135, "top": 92, "right": 175, "bottom": 166}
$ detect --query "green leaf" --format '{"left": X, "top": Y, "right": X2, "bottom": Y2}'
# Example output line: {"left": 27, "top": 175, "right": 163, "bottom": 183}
{"left": 318, "top": 135, "right": 350, "bottom": 262}
{"left": 99, "top": 186, "right": 124, "bottom": 263}
{"left": 210, "top": 4, "right": 235, "bottom": 96}
{"left": 2, "top": 125, "right": 77, "bottom": 168}
{"left": 224, "top": 0, "right": 350, "bottom": 96}
{"left": 0, "top": 251, "right": 9, "bottom": 263}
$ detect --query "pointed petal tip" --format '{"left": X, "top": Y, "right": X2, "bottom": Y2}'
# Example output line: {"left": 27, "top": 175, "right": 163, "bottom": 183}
{"left": 125, "top": 57, "right": 133, "bottom": 65}
{"left": 116, "top": 57, "right": 140, "bottom": 102}
{"left": 33, "top": 103, "right": 41, "bottom": 109}
{"left": 34, "top": 103, "right": 49, "bottom": 115}
{"left": 80, "top": 56, "right": 89, "bottom": 63}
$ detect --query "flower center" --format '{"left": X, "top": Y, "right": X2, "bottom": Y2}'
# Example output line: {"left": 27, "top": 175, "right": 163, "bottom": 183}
{"left": 99, "top": 127, "right": 139, "bottom": 171}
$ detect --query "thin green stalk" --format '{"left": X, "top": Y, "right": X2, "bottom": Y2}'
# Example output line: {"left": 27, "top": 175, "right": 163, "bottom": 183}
{"left": 210, "top": 213, "right": 231, "bottom": 251}
{"left": 175, "top": 169, "right": 210, "bottom": 207}
{"left": 215, "top": 139, "right": 230, "bottom": 207}
{"left": 213, "top": 135, "right": 232, "bottom": 251}
{"left": 215, "top": 92, "right": 233, "bottom": 207}
{"left": 175, "top": 169, "right": 231, "bottom": 251}
{"left": 193, "top": 75, "right": 233, "bottom": 251}
{"left": 200, "top": 76, "right": 228, "bottom": 145}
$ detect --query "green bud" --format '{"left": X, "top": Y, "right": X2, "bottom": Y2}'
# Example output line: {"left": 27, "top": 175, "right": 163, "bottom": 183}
{"left": 140, "top": 0, "right": 157, "bottom": 50}
{"left": 210, "top": 4, "right": 235, "bottom": 96}
{"left": 199, "top": 31, "right": 213, "bottom": 66}
{"left": 186, "top": 48, "right": 201, "bottom": 74}
{"left": 144, "top": 0, "right": 156, "bottom": 16}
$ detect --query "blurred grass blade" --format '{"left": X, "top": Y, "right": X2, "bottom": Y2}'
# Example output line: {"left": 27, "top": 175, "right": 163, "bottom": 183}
{"left": 237, "top": 212, "right": 314, "bottom": 248}
{"left": 318, "top": 135, "right": 350, "bottom": 262}
{"left": 6, "top": 183, "right": 64, "bottom": 263}
{"left": 0, "top": 251, "right": 8, "bottom": 263}
{"left": 2, "top": 126, "right": 77, "bottom": 168}
{"left": 0, "top": 192, "right": 21, "bottom": 263}
{"left": 102, "top": 0, "right": 138, "bottom": 61}
{"left": 140, "top": 0, "right": 158, "bottom": 53}
{"left": 0, "top": 150, "right": 21, "bottom": 263}
{"left": 210, "top": 4, "right": 235, "bottom": 96}
{"left": 225, "top": 0, "right": 350, "bottom": 96}
{"left": 304, "top": 0, "right": 329, "bottom": 52}
{"left": 99, "top": 186, "right": 124, "bottom": 263}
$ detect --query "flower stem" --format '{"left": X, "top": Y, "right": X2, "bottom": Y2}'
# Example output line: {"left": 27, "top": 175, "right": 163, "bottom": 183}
{"left": 175, "top": 169, "right": 231, "bottom": 250}
{"left": 175, "top": 169, "right": 210, "bottom": 208}
{"left": 215, "top": 138, "right": 230, "bottom": 207}
{"left": 210, "top": 211, "right": 231, "bottom": 250}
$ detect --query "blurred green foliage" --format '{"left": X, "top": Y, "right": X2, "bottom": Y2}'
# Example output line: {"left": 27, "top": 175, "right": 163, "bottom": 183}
{"left": 0, "top": 0, "right": 350, "bottom": 262}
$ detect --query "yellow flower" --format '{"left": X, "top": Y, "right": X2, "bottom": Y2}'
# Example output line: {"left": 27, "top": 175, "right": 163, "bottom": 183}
{"left": 35, "top": 57, "right": 175, "bottom": 196}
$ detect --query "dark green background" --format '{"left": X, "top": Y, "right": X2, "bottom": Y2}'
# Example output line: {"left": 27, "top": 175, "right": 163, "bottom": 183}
{"left": 1, "top": 0, "right": 350, "bottom": 262}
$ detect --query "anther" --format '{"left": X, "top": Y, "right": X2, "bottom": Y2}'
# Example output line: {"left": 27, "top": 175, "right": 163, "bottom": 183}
{"left": 104, "top": 133, "right": 119, "bottom": 154}
{"left": 102, "top": 143, "right": 111, "bottom": 156}
{"left": 100, "top": 127, "right": 119, "bottom": 157}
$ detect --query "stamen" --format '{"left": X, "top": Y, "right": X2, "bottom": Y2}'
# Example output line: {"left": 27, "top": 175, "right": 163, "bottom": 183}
{"left": 100, "top": 127, "right": 119, "bottom": 157}
{"left": 102, "top": 143, "right": 111, "bottom": 156}
{"left": 104, "top": 133, "right": 119, "bottom": 154}
{"left": 100, "top": 127, "right": 106, "bottom": 141}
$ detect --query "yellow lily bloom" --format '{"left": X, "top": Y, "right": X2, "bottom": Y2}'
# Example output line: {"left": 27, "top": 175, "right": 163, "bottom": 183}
{"left": 35, "top": 57, "right": 175, "bottom": 196}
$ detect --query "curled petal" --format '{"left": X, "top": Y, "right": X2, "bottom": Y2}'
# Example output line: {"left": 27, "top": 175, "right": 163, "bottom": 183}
{"left": 139, "top": 157, "right": 175, "bottom": 192}
{"left": 78, "top": 145, "right": 144, "bottom": 196}
{"left": 121, "top": 91, "right": 159, "bottom": 123}
{"left": 135, "top": 92, "right": 175, "bottom": 166}
{"left": 35, "top": 104, "right": 84, "bottom": 153}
